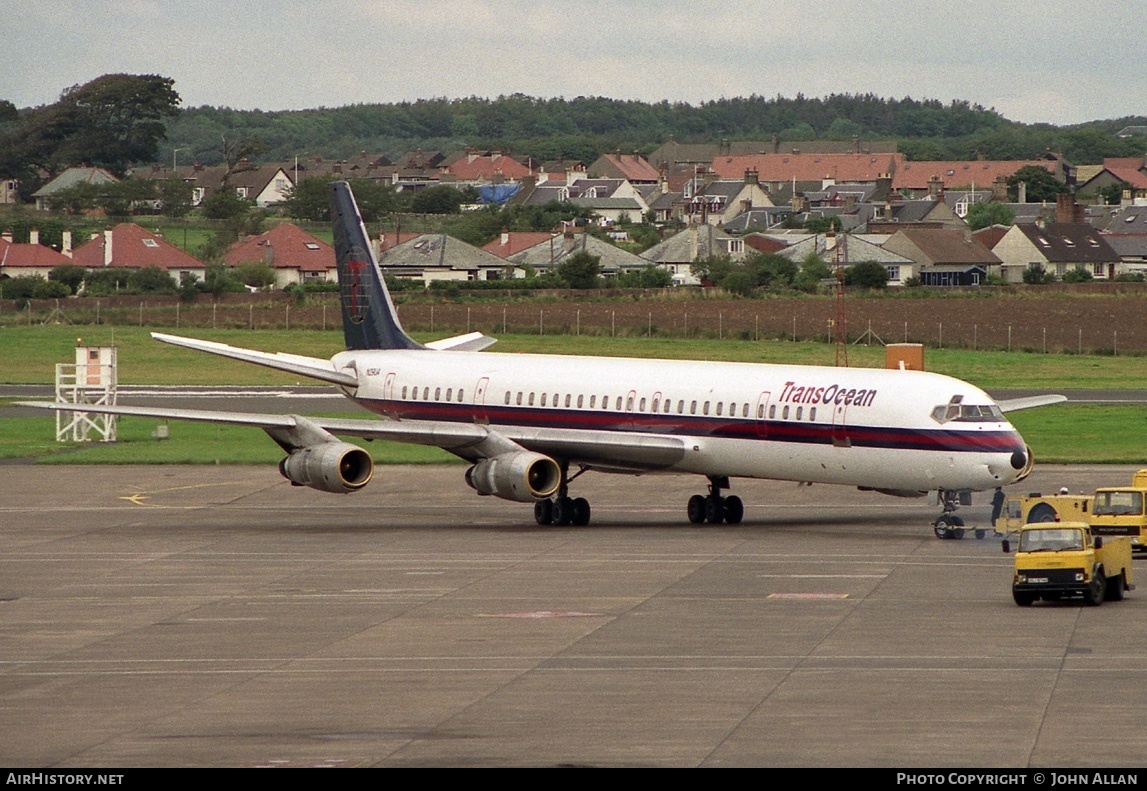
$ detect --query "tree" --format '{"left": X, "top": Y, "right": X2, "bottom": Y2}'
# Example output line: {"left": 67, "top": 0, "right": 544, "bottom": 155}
{"left": 157, "top": 178, "right": 194, "bottom": 217}
{"left": 1098, "top": 181, "right": 1132, "bottom": 206}
{"left": 965, "top": 201, "right": 1016, "bottom": 231}
{"left": 49, "top": 265, "right": 87, "bottom": 295}
{"left": 843, "top": 260, "right": 889, "bottom": 289}
{"left": 1007, "top": 165, "right": 1068, "bottom": 203}
{"left": 285, "top": 177, "right": 332, "bottom": 221}
{"left": 1022, "top": 263, "right": 1055, "bottom": 284}
{"left": 410, "top": 185, "right": 468, "bottom": 214}
{"left": 555, "top": 251, "right": 601, "bottom": 288}
{"left": 24, "top": 74, "right": 181, "bottom": 177}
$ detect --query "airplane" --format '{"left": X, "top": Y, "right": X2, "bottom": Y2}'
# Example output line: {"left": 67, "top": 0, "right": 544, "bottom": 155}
{"left": 18, "top": 181, "right": 1065, "bottom": 528}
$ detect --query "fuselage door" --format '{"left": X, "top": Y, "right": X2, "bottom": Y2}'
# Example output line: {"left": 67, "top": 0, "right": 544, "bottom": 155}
{"left": 754, "top": 391, "right": 771, "bottom": 438}
{"left": 832, "top": 400, "right": 851, "bottom": 448}
{"left": 474, "top": 376, "right": 490, "bottom": 424}
{"left": 383, "top": 372, "right": 397, "bottom": 401}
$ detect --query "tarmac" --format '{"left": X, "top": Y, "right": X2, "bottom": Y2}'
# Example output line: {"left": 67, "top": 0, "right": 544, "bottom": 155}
{"left": 2, "top": 461, "right": 1146, "bottom": 767}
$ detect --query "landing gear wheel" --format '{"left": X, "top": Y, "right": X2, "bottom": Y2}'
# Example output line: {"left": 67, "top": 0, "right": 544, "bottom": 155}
{"left": 571, "top": 497, "right": 591, "bottom": 527}
{"left": 704, "top": 495, "right": 725, "bottom": 524}
{"left": 975, "top": 529, "right": 986, "bottom": 540}
{"left": 933, "top": 515, "right": 963, "bottom": 539}
{"left": 534, "top": 499, "right": 553, "bottom": 526}
{"left": 723, "top": 495, "right": 744, "bottom": 524}
{"left": 1086, "top": 571, "right": 1106, "bottom": 606}
{"left": 687, "top": 495, "right": 706, "bottom": 524}
{"left": 551, "top": 496, "right": 573, "bottom": 526}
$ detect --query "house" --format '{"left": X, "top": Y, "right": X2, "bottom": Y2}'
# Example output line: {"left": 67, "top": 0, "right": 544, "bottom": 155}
{"left": 881, "top": 228, "right": 1000, "bottom": 285}
{"left": 1074, "top": 158, "right": 1147, "bottom": 202}
{"left": 516, "top": 178, "right": 649, "bottom": 224}
{"left": 223, "top": 223, "right": 335, "bottom": 287}
{"left": 493, "top": 231, "right": 649, "bottom": 277}
{"left": 992, "top": 223, "right": 1121, "bottom": 282}
{"left": 777, "top": 234, "right": 915, "bottom": 285}
{"left": 443, "top": 151, "right": 532, "bottom": 184}
{"left": 893, "top": 154, "right": 1071, "bottom": 198}
{"left": 0, "top": 230, "right": 73, "bottom": 279}
{"left": 641, "top": 224, "right": 748, "bottom": 283}
{"left": 683, "top": 169, "right": 775, "bottom": 226}
{"left": 587, "top": 152, "right": 660, "bottom": 184}
{"left": 708, "top": 152, "right": 903, "bottom": 195}
{"left": 178, "top": 161, "right": 294, "bottom": 207}
{"left": 1, "top": 177, "right": 19, "bottom": 205}
{"left": 70, "top": 223, "right": 207, "bottom": 284}
{"left": 376, "top": 234, "right": 513, "bottom": 283}
{"left": 860, "top": 198, "right": 966, "bottom": 233}
{"left": 32, "top": 167, "right": 119, "bottom": 211}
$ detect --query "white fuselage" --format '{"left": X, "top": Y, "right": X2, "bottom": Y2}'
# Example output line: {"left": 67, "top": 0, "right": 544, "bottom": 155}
{"left": 332, "top": 348, "right": 1029, "bottom": 492}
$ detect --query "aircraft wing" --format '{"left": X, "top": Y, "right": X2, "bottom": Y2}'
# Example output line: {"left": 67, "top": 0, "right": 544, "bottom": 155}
{"left": 151, "top": 332, "right": 359, "bottom": 387}
{"left": 996, "top": 394, "right": 1068, "bottom": 413}
{"left": 14, "top": 401, "right": 685, "bottom": 469}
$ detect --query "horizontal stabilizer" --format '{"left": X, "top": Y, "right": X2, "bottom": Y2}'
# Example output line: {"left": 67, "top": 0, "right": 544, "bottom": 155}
{"left": 997, "top": 394, "right": 1068, "bottom": 413}
{"left": 424, "top": 332, "right": 498, "bottom": 352}
{"left": 151, "top": 332, "right": 358, "bottom": 388}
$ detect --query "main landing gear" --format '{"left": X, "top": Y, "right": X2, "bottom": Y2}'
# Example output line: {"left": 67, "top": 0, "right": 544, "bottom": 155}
{"left": 687, "top": 476, "right": 744, "bottom": 524}
{"left": 932, "top": 488, "right": 986, "bottom": 540}
{"left": 534, "top": 462, "right": 591, "bottom": 526}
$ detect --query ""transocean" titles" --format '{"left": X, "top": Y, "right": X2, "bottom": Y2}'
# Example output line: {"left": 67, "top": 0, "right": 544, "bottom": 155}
{"left": 780, "top": 381, "right": 877, "bottom": 408}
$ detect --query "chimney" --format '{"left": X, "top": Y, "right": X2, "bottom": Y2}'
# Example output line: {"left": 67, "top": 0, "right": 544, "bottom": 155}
{"left": 927, "top": 174, "right": 943, "bottom": 199}
{"left": 103, "top": 229, "right": 113, "bottom": 267}
{"left": 1018, "top": 181, "right": 1027, "bottom": 204}
{"left": 29, "top": 229, "right": 39, "bottom": 246}
{"left": 992, "top": 175, "right": 1008, "bottom": 202}
{"left": 263, "top": 242, "right": 274, "bottom": 264}
{"left": 744, "top": 168, "right": 759, "bottom": 186}
{"left": 501, "top": 228, "right": 510, "bottom": 246}
{"left": 62, "top": 230, "right": 72, "bottom": 257}
{"left": 1056, "top": 193, "right": 1083, "bottom": 223}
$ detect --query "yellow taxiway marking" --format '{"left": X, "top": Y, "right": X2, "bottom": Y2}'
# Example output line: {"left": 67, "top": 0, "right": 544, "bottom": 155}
{"left": 118, "top": 480, "right": 267, "bottom": 506}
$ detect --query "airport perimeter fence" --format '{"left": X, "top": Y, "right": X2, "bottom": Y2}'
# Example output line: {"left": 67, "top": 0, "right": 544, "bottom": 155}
{"left": 5, "top": 291, "right": 1147, "bottom": 355}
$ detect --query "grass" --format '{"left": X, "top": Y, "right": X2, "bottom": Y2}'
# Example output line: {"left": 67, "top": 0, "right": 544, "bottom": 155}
{"left": 2, "top": 325, "right": 1146, "bottom": 465}
{"left": 0, "top": 416, "right": 458, "bottom": 465}
{"left": 4, "top": 325, "right": 1147, "bottom": 390}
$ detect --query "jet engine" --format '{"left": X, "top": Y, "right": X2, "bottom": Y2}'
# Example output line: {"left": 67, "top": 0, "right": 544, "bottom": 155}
{"left": 279, "top": 442, "right": 374, "bottom": 493}
{"left": 465, "top": 451, "right": 562, "bottom": 502}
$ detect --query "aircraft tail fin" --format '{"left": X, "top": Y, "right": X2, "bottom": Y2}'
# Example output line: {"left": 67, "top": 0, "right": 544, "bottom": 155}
{"left": 328, "top": 181, "right": 423, "bottom": 351}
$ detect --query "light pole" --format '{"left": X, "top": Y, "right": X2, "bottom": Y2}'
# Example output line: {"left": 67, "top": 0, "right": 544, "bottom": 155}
{"left": 172, "top": 147, "right": 188, "bottom": 172}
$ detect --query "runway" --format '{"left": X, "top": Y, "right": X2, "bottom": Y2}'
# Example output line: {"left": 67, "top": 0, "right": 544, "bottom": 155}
{"left": 1, "top": 462, "right": 1145, "bottom": 767}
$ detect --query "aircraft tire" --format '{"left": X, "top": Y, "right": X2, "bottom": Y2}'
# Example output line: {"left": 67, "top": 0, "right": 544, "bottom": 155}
{"left": 534, "top": 499, "right": 553, "bottom": 526}
{"left": 687, "top": 495, "right": 706, "bottom": 524}
{"left": 724, "top": 495, "right": 744, "bottom": 524}
{"left": 572, "top": 497, "right": 591, "bottom": 526}
{"left": 704, "top": 495, "right": 725, "bottom": 524}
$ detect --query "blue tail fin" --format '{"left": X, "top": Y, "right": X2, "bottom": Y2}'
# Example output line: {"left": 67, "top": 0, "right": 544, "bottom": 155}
{"left": 328, "top": 181, "right": 422, "bottom": 351}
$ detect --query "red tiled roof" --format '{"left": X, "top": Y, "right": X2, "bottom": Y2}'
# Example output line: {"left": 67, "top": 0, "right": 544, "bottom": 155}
{"left": 223, "top": 223, "right": 333, "bottom": 272}
{"left": 596, "top": 154, "right": 661, "bottom": 182}
{"left": 446, "top": 154, "right": 532, "bottom": 181}
{"left": 482, "top": 232, "right": 555, "bottom": 259}
{"left": 1102, "top": 158, "right": 1147, "bottom": 190}
{"left": 71, "top": 224, "right": 205, "bottom": 270}
{"left": 0, "top": 238, "right": 71, "bottom": 269}
{"left": 894, "top": 160, "right": 1052, "bottom": 190}
{"left": 711, "top": 152, "right": 903, "bottom": 183}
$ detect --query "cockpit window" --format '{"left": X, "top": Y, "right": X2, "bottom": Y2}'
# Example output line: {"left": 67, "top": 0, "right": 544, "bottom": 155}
{"left": 931, "top": 402, "right": 1004, "bottom": 424}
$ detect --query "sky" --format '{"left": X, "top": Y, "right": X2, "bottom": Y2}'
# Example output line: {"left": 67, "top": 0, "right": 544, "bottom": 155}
{"left": 4, "top": 0, "right": 1146, "bottom": 127}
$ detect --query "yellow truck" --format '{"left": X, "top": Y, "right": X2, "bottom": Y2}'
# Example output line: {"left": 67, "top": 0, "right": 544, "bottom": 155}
{"left": 1089, "top": 470, "right": 1147, "bottom": 551}
{"left": 995, "top": 491, "right": 1093, "bottom": 533}
{"left": 1004, "top": 521, "right": 1134, "bottom": 606}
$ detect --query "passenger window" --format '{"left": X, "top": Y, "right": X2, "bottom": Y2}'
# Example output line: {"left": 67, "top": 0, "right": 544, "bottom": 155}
{"left": 627, "top": 395, "right": 634, "bottom": 410}
{"left": 757, "top": 404, "right": 764, "bottom": 418}
{"left": 516, "top": 392, "right": 523, "bottom": 405}
{"left": 690, "top": 401, "right": 697, "bottom": 415}
{"left": 504, "top": 392, "right": 510, "bottom": 405}
{"left": 783, "top": 405, "right": 790, "bottom": 419}
{"left": 565, "top": 394, "right": 571, "bottom": 408}
{"left": 458, "top": 390, "right": 464, "bottom": 402}
{"left": 589, "top": 395, "right": 596, "bottom": 408}
{"left": 402, "top": 386, "right": 408, "bottom": 399}
{"left": 796, "top": 406, "right": 803, "bottom": 420}
{"left": 541, "top": 393, "right": 547, "bottom": 406}
{"left": 446, "top": 388, "right": 452, "bottom": 401}
{"left": 703, "top": 401, "right": 710, "bottom": 415}
{"left": 743, "top": 404, "right": 749, "bottom": 418}
{"left": 577, "top": 394, "right": 583, "bottom": 408}
{"left": 639, "top": 398, "right": 646, "bottom": 411}
{"left": 615, "top": 397, "right": 622, "bottom": 410}
{"left": 529, "top": 392, "right": 535, "bottom": 406}
{"left": 677, "top": 400, "right": 684, "bottom": 414}
{"left": 716, "top": 402, "right": 723, "bottom": 416}
{"left": 652, "top": 397, "right": 660, "bottom": 412}
{"left": 664, "top": 400, "right": 671, "bottom": 413}
{"left": 810, "top": 407, "right": 816, "bottom": 420}
{"left": 434, "top": 387, "right": 441, "bottom": 400}
{"left": 423, "top": 387, "right": 429, "bottom": 400}
{"left": 769, "top": 405, "right": 776, "bottom": 419}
